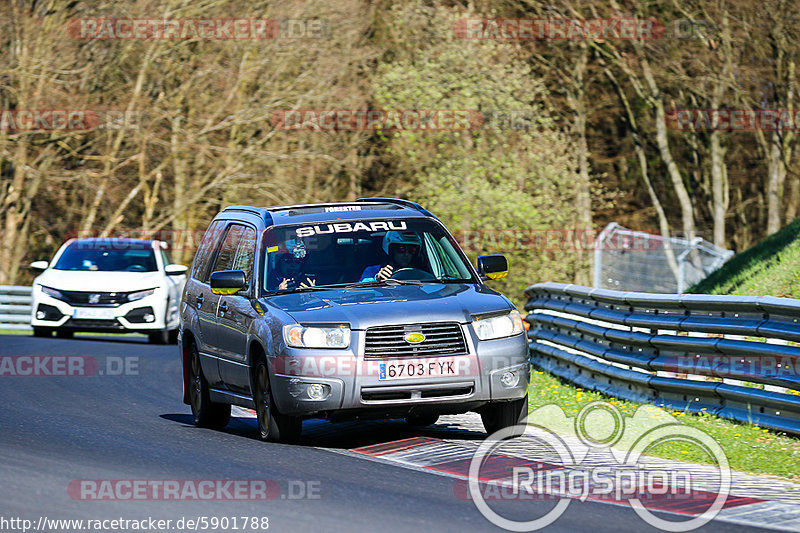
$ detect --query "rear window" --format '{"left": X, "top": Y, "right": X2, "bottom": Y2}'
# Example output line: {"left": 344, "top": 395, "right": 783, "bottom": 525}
{"left": 54, "top": 241, "right": 157, "bottom": 272}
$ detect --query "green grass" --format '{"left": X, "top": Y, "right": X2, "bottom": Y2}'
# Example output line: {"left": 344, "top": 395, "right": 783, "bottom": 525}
{"left": 527, "top": 370, "right": 800, "bottom": 482}
{"left": 689, "top": 218, "right": 800, "bottom": 296}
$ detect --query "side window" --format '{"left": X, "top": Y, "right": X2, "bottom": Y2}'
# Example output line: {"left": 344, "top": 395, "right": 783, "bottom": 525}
{"left": 191, "top": 220, "right": 225, "bottom": 280}
{"left": 208, "top": 225, "right": 246, "bottom": 279}
{"left": 231, "top": 227, "right": 257, "bottom": 284}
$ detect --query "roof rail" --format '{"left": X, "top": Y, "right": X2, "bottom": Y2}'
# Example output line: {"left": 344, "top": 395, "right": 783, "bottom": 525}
{"left": 356, "top": 197, "right": 427, "bottom": 212}
{"left": 223, "top": 205, "right": 263, "bottom": 215}
{"left": 222, "top": 205, "right": 273, "bottom": 226}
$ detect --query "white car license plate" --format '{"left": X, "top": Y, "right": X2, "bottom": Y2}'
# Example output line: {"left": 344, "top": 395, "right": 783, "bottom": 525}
{"left": 72, "top": 307, "right": 116, "bottom": 320}
{"left": 378, "top": 358, "right": 460, "bottom": 380}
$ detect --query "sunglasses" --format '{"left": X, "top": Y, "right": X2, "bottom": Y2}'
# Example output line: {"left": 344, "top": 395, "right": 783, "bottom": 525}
{"left": 393, "top": 244, "right": 419, "bottom": 254}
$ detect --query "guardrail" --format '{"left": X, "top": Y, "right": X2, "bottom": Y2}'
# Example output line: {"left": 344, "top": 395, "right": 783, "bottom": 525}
{"left": 0, "top": 286, "right": 32, "bottom": 330}
{"left": 525, "top": 282, "right": 800, "bottom": 436}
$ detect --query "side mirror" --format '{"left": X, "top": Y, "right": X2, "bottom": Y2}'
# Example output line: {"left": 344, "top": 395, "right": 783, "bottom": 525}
{"left": 210, "top": 270, "right": 247, "bottom": 295}
{"left": 477, "top": 254, "right": 508, "bottom": 280}
{"left": 165, "top": 264, "right": 188, "bottom": 276}
{"left": 30, "top": 260, "right": 49, "bottom": 271}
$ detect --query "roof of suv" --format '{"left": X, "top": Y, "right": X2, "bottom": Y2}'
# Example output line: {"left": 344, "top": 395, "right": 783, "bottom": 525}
{"left": 221, "top": 197, "right": 438, "bottom": 227}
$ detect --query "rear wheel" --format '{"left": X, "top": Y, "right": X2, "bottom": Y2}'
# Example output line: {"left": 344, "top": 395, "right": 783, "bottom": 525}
{"left": 406, "top": 414, "right": 439, "bottom": 427}
{"left": 253, "top": 358, "right": 301, "bottom": 443}
{"left": 188, "top": 341, "right": 230, "bottom": 429}
{"left": 480, "top": 394, "right": 529, "bottom": 437}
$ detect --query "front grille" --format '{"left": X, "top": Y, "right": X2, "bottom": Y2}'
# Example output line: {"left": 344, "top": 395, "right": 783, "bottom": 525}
{"left": 364, "top": 322, "right": 467, "bottom": 358}
{"left": 59, "top": 290, "right": 127, "bottom": 306}
{"left": 64, "top": 318, "right": 124, "bottom": 329}
{"left": 361, "top": 385, "right": 473, "bottom": 402}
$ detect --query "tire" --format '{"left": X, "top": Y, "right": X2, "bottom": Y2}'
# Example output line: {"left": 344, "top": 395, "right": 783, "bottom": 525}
{"left": 150, "top": 302, "right": 175, "bottom": 344}
{"left": 32, "top": 327, "right": 52, "bottom": 338}
{"left": 253, "top": 357, "right": 301, "bottom": 443}
{"left": 406, "top": 414, "right": 439, "bottom": 427}
{"left": 55, "top": 329, "right": 74, "bottom": 339}
{"left": 148, "top": 329, "right": 169, "bottom": 344}
{"left": 188, "top": 340, "right": 231, "bottom": 429}
{"left": 480, "top": 394, "right": 529, "bottom": 437}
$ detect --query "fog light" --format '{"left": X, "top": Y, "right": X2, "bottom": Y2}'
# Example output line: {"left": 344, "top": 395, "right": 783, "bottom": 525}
{"left": 144, "top": 313, "right": 155, "bottom": 323}
{"left": 36, "top": 311, "right": 46, "bottom": 320}
{"left": 500, "top": 371, "right": 519, "bottom": 388}
{"left": 307, "top": 383, "right": 327, "bottom": 400}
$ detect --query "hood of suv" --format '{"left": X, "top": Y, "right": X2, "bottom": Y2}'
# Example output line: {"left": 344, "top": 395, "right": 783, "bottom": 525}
{"left": 262, "top": 283, "right": 513, "bottom": 329}
{"left": 35, "top": 269, "right": 163, "bottom": 293}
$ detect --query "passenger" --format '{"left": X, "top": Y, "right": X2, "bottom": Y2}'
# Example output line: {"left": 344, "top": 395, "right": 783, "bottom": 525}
{"left": 269, "top": 240, "right": 316, "bottom": 290}
{"left": 360, "top": 231, "right": 423, "bottom": 282}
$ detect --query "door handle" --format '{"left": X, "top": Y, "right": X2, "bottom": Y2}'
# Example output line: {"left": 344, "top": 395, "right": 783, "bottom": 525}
{"left": 196, "top": 293, "right": 204, "bottom": 308}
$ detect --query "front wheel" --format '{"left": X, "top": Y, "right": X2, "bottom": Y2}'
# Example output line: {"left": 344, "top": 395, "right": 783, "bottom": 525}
{"left": 32, "top": 327, "right": 53, "bottom": 338}
{"left": 188, "top": 341, "right": 231, "bottom": 429}
{"left": 480, "top": 394, "right": 529, "bottom": 437}
{"left": 253, "top": 359, "right": 301, "bottom": 443}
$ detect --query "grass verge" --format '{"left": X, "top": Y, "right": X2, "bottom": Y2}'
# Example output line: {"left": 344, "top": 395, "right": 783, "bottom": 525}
{"left": 527, "top": 369, "right": 800, "bottom": 482}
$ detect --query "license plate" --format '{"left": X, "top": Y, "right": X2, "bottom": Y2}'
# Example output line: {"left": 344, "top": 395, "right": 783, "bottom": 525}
{"left": 72, "top": 307, "right": 116, "bottom": 319}
{"left": 378, "top": 359, "right": 460, "bottom": 380}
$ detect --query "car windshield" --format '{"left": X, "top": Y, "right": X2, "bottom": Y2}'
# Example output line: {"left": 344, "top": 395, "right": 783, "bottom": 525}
{"left": 53, "top": 241, "right": 158, "bottom": 272}
{"left": 262, "top": 218, "right": 476, "bottom": 292}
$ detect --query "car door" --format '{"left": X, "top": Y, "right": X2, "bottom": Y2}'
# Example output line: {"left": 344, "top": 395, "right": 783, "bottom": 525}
{"left": 185, "top": 220, "right": 226, "bottom": 386}
{"left": 216, "top": 225, "right": 258, "bottom": 394}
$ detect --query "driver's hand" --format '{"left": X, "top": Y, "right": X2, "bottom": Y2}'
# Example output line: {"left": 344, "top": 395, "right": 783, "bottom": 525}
{"left": 299, "top": 277, "right": 316, "bottom": 288}
{"left": 278, "top": 278, "right": 292, "bottom": 290}
{"left": 375, "top": 265, "right": 394, "bottom": 281}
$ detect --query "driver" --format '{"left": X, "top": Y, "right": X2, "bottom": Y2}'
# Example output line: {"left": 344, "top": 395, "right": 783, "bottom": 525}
{"left": 359, "top": 231, "right": 423, "bottom": 282}
{"left": 269, "top": 239, "right": 316, "bottom": 290}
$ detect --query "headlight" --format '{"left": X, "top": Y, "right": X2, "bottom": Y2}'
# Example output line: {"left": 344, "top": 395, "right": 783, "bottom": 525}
{"left": 283, "top": 324, "right": 351, "bottom": 349}
{"left": 473, "top": 310, "right": 524, "bottom": 340}
{"left": 40, "top": 285, "right": 65, "bottom": 300}
{"left": 127, "top": 288, "right": 156, "bottom": 302}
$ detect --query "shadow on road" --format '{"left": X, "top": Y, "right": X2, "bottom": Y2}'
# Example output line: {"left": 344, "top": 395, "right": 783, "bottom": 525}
{"left": 160, "top": 411, "right": 486, "bottom": 450}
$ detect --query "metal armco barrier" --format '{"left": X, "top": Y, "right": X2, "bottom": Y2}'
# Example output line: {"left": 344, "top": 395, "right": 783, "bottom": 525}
{"left": 0, "top": 285, "right": 32, "bottom": 330}
{"left": 525, "top": 282, "right": 800, "bottom": 436}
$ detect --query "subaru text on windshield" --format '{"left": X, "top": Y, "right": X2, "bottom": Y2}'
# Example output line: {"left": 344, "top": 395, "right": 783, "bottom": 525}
{"left": 180, "top": 198, "right": 530, "bottom": 442}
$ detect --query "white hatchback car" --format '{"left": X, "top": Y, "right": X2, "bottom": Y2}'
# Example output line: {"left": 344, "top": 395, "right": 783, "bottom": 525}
{"left": 30, "top": 238, "right": 187, "bottom": 343}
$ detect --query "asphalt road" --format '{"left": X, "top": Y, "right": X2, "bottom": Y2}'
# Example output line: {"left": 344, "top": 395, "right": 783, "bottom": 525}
{"left": 0, "top": 334, "right": 770, "bottom": 533}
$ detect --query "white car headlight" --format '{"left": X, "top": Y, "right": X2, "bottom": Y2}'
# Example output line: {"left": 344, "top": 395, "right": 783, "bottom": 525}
{"left": 40, "top": 285, "right": 65, "bottom": 300}
{"left": 473, "top": 310, "right": 524, "bottom": 340}
{"left": 283, "top": 324, "right": 351, "bottom": 349}
{"left": 127, "top": 288, "right": 156, "bottom": 302}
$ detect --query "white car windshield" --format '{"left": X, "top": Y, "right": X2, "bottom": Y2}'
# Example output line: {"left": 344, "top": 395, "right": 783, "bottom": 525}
{"left": 53, "top": 241, "right": 158, "bottom": 272}
{"left": 262, "top": 218, "right": 476, "bottom": 292}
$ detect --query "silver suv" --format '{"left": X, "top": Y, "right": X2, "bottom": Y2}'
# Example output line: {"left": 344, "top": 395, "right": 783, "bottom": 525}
{"left": 180, "top": 198, "right": 530, "bottom": 442}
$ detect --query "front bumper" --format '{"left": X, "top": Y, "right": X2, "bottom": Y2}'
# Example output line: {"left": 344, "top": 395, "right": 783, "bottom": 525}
{"left": 269, "top": 325, "right": 530, "bottom": 417}
{"left": 30, "top": 289, "right": 168, "bottom": 332}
